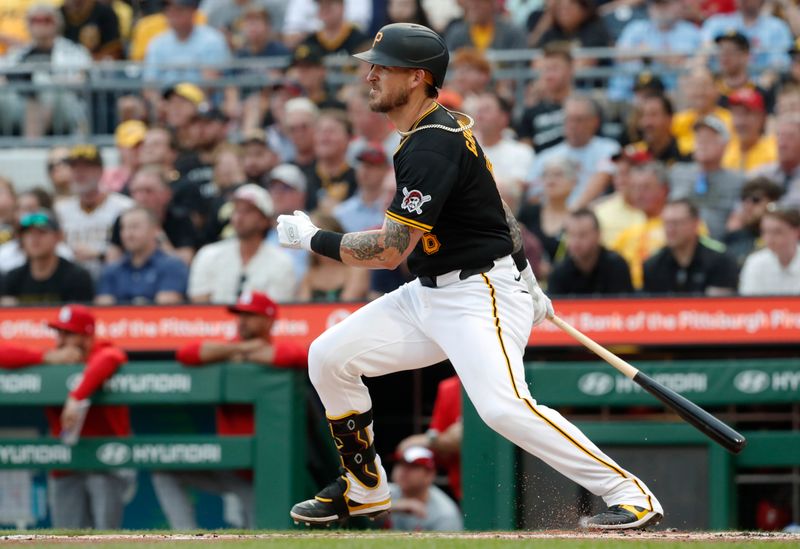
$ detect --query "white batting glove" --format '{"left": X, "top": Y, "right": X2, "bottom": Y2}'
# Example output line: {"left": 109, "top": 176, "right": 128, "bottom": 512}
{"left": 520, "top": 262, "right": 554, "bottom": 327}
{"left": 276, "top": 210, "right": 319, "bottom": 251}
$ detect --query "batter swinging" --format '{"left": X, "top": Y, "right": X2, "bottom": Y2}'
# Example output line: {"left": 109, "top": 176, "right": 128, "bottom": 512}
{"left": 277, "top": 23, "right": 663, "bottom": 530}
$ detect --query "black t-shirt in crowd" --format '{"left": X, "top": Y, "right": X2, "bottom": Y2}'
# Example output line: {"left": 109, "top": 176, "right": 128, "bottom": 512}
{"left": 110, "top": 206, "right": 198, "bottom": 250}
{"left": 2, "top": 257, "right": 94, "bottom": 304}
{"left": 517, "top": 203, "right": 563, "bottom": 262}
{"left": 386, "top": 103, "right": 513, "bottom": 277}
{"left": 302, "top": 24, "right": 369, "bottom": 56}
{"left": 61, "top": 1, "right": 121, "bottom": 58}
{"left": 547, "top": 247, "right": 634, "bottom": 296}
{"left": 302, "top": 163, "right": 358, "bottom": 212}
{"left": 516, "top": 101, "right": 565, "bottom": 153}
{"left": 642, "top": 241, "right": 739, "bottom": 295}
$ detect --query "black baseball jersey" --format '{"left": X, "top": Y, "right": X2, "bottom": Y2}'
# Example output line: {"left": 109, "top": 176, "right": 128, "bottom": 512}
{"left": 386, "top": 103, "right": 513, "bottom": 277}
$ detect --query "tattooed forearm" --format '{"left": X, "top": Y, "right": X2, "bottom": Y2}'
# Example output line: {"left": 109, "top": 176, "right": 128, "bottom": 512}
{"left": 384, "top": 218, "right": 411, "bottom": 251}
{"left": 341, "top": 232, "right": 386, "bottom": 261}
{"left": 501, "top": 200, "right": 523, "bottom": 253}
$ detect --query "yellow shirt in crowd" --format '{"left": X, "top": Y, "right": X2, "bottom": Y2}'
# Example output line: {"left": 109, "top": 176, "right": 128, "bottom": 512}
{"left": 672, "top": 107, "right": 734, "bottom": 154}
{"left": 722, "top": 134, "right": 778, "bottom": 173}
{"left": 611, "top": 217, "right": 666, "bottom": 289}
{"left": 592, "top": 193, "right": 647, "bottom": 249}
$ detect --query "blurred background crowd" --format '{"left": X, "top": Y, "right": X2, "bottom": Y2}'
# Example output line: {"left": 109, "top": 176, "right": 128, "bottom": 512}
{"left": 0, "top": 0, "right": 799, "bottom": 308}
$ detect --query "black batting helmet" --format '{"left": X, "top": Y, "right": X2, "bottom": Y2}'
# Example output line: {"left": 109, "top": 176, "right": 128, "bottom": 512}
{"left": 353, "top": 23, "right": 449, "bottom": 88}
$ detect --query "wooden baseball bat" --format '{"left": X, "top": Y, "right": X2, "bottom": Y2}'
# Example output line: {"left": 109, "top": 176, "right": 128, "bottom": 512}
{"left": 548, "top": 315, "right": 747, "bottom": 454}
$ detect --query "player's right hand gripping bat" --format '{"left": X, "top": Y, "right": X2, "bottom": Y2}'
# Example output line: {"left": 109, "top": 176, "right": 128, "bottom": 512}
{"left": 549, "top": 315, "right": 747, "bottom": 454}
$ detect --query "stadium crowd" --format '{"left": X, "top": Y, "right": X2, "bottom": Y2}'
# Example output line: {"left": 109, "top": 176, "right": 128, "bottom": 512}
{"left": 0, "top": 0, "right": 799, "bottom": 531}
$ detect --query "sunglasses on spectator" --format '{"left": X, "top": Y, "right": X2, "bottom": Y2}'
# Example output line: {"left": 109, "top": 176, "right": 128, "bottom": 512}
{"left": 29, "top": 16, "right": 55, "bottom": 24}
{"left": 743, "top": 195, "right": 767, "bottom": 204}
{"left": 20, "top": 212, "right": 58, "bottom": 231}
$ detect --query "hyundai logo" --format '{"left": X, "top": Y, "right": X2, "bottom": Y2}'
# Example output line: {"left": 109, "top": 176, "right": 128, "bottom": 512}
{"left": 96, "top": 443, "right": 131, "bottom": 466}
{"left": 733, "top": 370, "right": 770, "bottom": 394}
{"left": 578, "top": 372, "right": 614, "bottom": 396}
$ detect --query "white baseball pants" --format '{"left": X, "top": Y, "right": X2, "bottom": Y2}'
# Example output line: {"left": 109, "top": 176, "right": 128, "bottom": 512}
{"left": 308, "top": 256, "right": 661, "bottom": 513}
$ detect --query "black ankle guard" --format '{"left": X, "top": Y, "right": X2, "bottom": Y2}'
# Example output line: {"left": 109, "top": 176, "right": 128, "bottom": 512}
{"left": 328, "top": 410, "right": 380, "bottom": 489}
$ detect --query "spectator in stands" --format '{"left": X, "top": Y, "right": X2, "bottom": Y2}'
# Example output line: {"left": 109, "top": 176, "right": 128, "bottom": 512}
{"left": 55, "top": 145, "right": 134, "bottom": 278}
{"left": 46, "top": 146, "right": 74, "bottom": 205}
{"left": 265, "top": 164, "right": 310, "bottom": 281}
{"left": 160, "top": 83, "right": 205, "bottom": 152}
{"left": 143, "top": 0, "right": 230, "bottom": 86}
{"left": 775, "top": 84, "right": 800, "bottom": 116}
{"left": 300, "top": 0, "right": 368, "bottom": 56}
{"left": 713, "top": 31, "right": 773, "bottom": 112}
{"left": 471, "top": 92, "right": 535, "bottom": 190}
{"left": 297, "top": 212, "right": 369, "bottom": 301}
{"left": 344, "top": 85, "right": 400, "bottom": 165}
{"left": 531, "top": 0, "right": 611, "bottom": 52}
{"left": 96, "top": 207, "right": 188, "bottom": 305}
{"left": 287, "top": 44, "right": 344, "bottom": 110}
{"left": 753, "top": 114, "right": 800, "bottom": 208}
{"left": 612, "top": 162, "right": 671, "bottom": 288}
{"left": 445, "top": 0, "right": 526, "bottom": 52}
{"left": 0, "top": 304, "right": 131, "bottom": 529}
{"left": 702, "top": 0, "right": 793, "bottom": 70}
{"left": 189, "top": 184, "right": 295, "bottom": 303}
{"left": 672, "top": 67, "right": 733, "bottom": 154}
{"left": 60, "top": 0, "right": 122, "bottom": 59}
{"left": 240, "top": 129, "right": 279, "bottom": 187}
{"left": 0, "top": 188, "right": 76, "bottom": 274}
{"left": 304, "top": 109, "right": 357, "bottom": 212}
{"left": 157, "top": 290, "right": 306, "bottom": 529}
{"left": 593, "top": 148, "right": 648, "bottom": 248}
{"left": 203, "top": 145, "right": 248, "bottom": 242}
{"left": 617, "top": 72, "right": 666, "bottom": 148}
{"left": 387, "top": 446, "right": 463, "bottom": 531}
{"left": 233, "top": 4, "right": 289, "bottom": 58}
{"left": 397, "top": 376, "right": 463, "bottom": 501}
{"left": 670, "top": 115, "right": 745, "bottom": 239}
{"left": 100, "top": 120, "right": 147, "bottom": 194}
{"left": 334, "top": 143, "right": 391, "bottom": 233}
{"left": 517, "top": 41, "right": 573, "bottom": 153}
{"left": 130, "top": 2, "right": 208, "bottom": 61}
{"left": 739, "top": 206, "right": 800, "bottom": 294}
{"left": 724, "top": 177, "right": 784, "bottom": 267}
{"left": 284, "top": 97, "right": 320, "bottom": 169}
{"left": 527, "top": 95, "right": 619, "bottom": 208}
{"left": 722, "top": 88, "right": 777, "bottom": 172}
{"left": 634, "top": 93, "right": 692, "bottom": 165}
{"left": 1, "top": 210, "right": 94, "bottom": 305}
{"left": 548, "top": 208, "right": 634, "bottom": 295}
{"left": 609, "top": 0, "right": 702, "bottom": 100}
{"left": 107, "top": 166, "right": 197, "bottom": 265}
{"left": 643, "top": 199, "right": 738, "bottom": 295}
{"left": 0, "top": 4, "right": 92, "bottom": 138}
{"left": 282, "top": 0, "right": 372, "bottom": 49}
{"left": 520, "top": 155, "right": 576, "bottom": 263}
{"left": 386, "top": 0, "right": 432, "bottom": 27}
{"left": 0, "top": 178, "right": 16, "bottom": 246}
{"left": 446, "top": 48, "right": 493, "bottom": 103}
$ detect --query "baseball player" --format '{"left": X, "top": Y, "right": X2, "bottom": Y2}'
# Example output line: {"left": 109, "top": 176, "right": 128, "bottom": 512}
{"left": 277, "top": 23, "right": 663, "bottom": 530}
{"left": 152, "top": 291, "right": 307, "bottom": 529}
{"left": 0, "top": 305, "right": 132, "bottom": 528}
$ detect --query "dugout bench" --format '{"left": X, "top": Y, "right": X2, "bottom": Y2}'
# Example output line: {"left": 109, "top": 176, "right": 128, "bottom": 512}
{"left": 0, "top": 362, "right": 308, "bottom": 529}
{"left": 462, "top": 359, "right": 800, "bottom": 531}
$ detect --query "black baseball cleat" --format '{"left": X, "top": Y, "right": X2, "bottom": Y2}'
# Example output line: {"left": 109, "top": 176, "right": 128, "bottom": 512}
{"left": 290, "top": 477, "right": 391, "bottom": 527}
{"left": 582, "top": 504, "right": 663, "bottom": 530}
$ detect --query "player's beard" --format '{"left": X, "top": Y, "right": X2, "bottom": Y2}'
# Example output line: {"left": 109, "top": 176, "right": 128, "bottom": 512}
{"left": 369, "top": 86, "right": 410, "bottom": 113}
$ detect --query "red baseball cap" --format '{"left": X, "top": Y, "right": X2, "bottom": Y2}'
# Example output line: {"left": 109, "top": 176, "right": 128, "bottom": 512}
{"left": 227, "top": 291, "right": 278, "bottom": 318}
{"left": 728, "top": 88, "right": 765, "bottom": 113}
{"left": 48, "top": 305, "right": 95, "bottom": 336}
{"left": 356, "top": 143, "right": 388, "bottom": 166}
{"left": 396, "top": 446, "right": 435, "bottom": 470}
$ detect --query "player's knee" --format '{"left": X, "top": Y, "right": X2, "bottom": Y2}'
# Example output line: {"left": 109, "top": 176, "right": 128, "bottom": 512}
{"left": 307, "top": 336, "right": 341, "bottom": 388}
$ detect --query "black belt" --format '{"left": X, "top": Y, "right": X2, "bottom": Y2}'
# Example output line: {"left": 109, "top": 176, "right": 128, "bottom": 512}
{"left": 418, "top": 263, "right": 495, "bottom": 288}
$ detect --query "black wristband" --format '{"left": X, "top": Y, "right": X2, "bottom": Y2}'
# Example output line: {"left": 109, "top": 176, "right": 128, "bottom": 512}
{"left": 310, "top": 230, "right": 343, "bottom": 262}
{"left": 512, "top": 247, "right": 527, "bottom": 271}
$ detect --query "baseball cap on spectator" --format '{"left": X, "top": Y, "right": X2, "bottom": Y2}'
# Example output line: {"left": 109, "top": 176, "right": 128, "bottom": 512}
{"left": 357, "top": 143, "right": 389, "bottom": 166}
{"left": 612, "top": 145, "right": 653, "bottom": 164}
{"left": 115, "top": 120, "right": 147, "bottom": 149}
{"left": 233, "top": 184, "right": 274, "bottom": 218}
{"left": 48, "top": 305, "right": 95, "bottom": 336}
{"left": 241, "top": 128, "right": 268, "bottom": 146}
{"left": 291, "top": 44, "right": 324, "bottom": 67}
{"left": 693, "top": 115, "right": 730, "bottom": 141}
{"left": 437, "top": 88, "right": 463, "bottom": 110}
{"left": 633, "top": 71, "right": 665, "bottom": 94}
{"left": 715, "top": 30, "right": 750, "bottom": 51}
{"left": 19, "top": 210, "right": 60, "bottom": 232}
{"left": 197, "top": 104, "right": 228, "bottom": 122}
{"left": 396, "top": 446, "right": 435, "bottom": 470}
{"left": 67, "top": 144, "right": 103, "bottom": 166}
{"left": 163, "top": 82, "right": 206, "bottom": 106}
{"left": 728, "top": 88, "right": 765, "bottom": 113}
{"left": 271, "top": 79, "right": 305, "bottom": 97}
{"left": 270, "top": 164, "right": 307, "bottom": 193}
{"left": 227, "top": 290, "right": 278, "bottom": 318}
